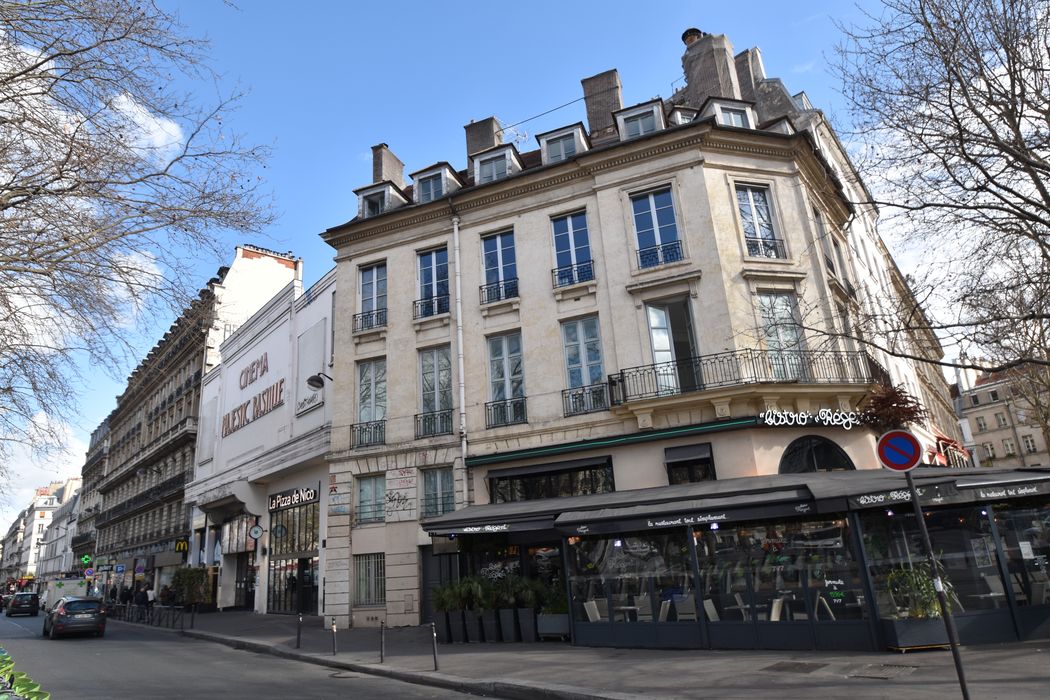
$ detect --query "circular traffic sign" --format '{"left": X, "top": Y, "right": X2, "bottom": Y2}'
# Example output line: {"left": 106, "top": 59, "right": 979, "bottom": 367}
{"left": 877, "top": 429, "right": 923, "bottom": 472}
{"left": 84, "top": 568, "right": 94, "bottom": 577}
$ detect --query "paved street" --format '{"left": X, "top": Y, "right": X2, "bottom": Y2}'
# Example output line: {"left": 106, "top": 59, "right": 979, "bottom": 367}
{"left": 0, "top": 614, "right": 484, "bottom": 699}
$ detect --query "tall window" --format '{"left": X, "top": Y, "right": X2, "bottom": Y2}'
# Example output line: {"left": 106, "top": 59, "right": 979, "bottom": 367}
{"left": 995, "top": 412, "right": 1008, "bottom": 428}
{"left": 757, "top": 291, "right": 806, "bottom": 379}
{"left": 479, "top": 154, "right": 507, "bottom": 183}
{"left": 418, "top": 346, "right": 453, "bottom": 437}
{"left": 631, "top": 189, "right": 680, "bottom": 268}
{"left": 418, "top": 174, "right": 442, "bottom": 203}
{"left": 364, "top": 192, "right": 384, "bottom": 217}
{"left": 488, "top": 332, "right": 526, "bottom": 426}
{"left": 561, "top": 317, "right": 605, "bottom": 415}
{"left": 546, "top": 134, "right": 576, "bottom": 163}
{"left": 354, "top": 553, "right": 386, "bottom": 605}
{"left": 1023, "top": 434, "right": 1037, "bottom": 453}
{"left": 984, "top": 443, "right": 996, "bottom": 459}
{"left": 737, "top": 184, "right": 783, "bottom": 258}
{"left": 358, "top": 358, "right": 386, "bottom": 424}
{"left": 975, "top": 416, "right": 987, "bottom": 432}
{"left": 416, "top": 248, "right": 449, "bottom": 317}
{"left": 552, "top": 212, "right": 593, "bottom": 287}
{"left": 422, "top": 467, "right": 454, "bottom": 517}
{"left": 481, "top": 231, "right": 517, "bottom": 303}
{"left": 624, "top": 110, "right": 656, "bottom": 138}
{"left": 357, "top": 263, "right": 386, "bottom": 331}
{"left": 357, "top": 475, "right": 385, "bottom": 524}
{"left": 1004, "top": 438, "right": 1017, "bottom": 456}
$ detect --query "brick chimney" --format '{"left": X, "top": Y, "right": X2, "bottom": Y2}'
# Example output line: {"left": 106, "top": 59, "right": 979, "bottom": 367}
{"left": 680, "top": 29, "right": 741, "bottom": 107}
{"left": 735, "top": 47, "right": 766, "bottom": 103}
{"left": 371, "top": 143, "right": 404, "bottom": 189}
{"left": 581, "top": 69, "right": 623, "bottom": 140}
{"left": 464, "top": 117, "right": 503, "bottom": 160}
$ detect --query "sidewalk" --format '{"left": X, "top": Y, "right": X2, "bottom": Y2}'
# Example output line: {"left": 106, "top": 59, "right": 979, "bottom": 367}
{"left": 120, "top": 611, "right": 1050, "bottom": 699}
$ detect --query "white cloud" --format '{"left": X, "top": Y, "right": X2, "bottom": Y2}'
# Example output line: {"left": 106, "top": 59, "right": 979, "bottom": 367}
{"left": 793, "top": 61, "right": 816, "bottom": 74}
{"left": 109, "top": 92, "right": 185, "bottom": 165}
{"left": 0, "top": 415, "right": 86, "bottom": 528}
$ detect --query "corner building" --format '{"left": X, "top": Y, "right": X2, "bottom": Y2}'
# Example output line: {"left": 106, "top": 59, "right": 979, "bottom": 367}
{"left": 315, "top": 30, "right": 1048, "bottom": 652}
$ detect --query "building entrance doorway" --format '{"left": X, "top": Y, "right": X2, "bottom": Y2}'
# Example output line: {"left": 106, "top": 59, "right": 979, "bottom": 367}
{"left": 268, "top": 556, "right": 318, "bottom": 615}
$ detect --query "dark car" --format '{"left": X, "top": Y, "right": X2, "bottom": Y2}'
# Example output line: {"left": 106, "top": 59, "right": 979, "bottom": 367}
{"left": 42, "top": 596, "right": 106, "bottom": 639}
{"left": 4, "top": 592, "right": 39, "bottom": 617}
{"left": 0, "top": 593, "right": 12, "bottom": 610}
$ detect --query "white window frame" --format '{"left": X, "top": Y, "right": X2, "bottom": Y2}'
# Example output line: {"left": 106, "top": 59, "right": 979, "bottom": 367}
{"left": 357, "top": 474, "right": 386, "bottom": 524}
{"left": 488, "top": 332, "right": 525, "bottom": 402}
{"left": 736, "top": 182, "right": 782, "bottom": 254}
{"left": 1023, "top": 434, "right": 1037, "bottom": 453}
{"left": 364, "top": 192, "right": 385, "bottom": 218}
{"left": 995, "top": 412, "right": 1008, "bottom": 428}
{"left": 989, "top": 390, "right": 1000, "bottom": 402}
{"left": 353, "top": 552, "right": 386, "bottom": 605}
{"left": 357, "top": 358, "right": 386, "bottom": 423}
{"left": 543, "top": 133, "right": 577, "bottom": 164}
{"left": 1004, "top": 438, "right": 1017, "bottom": 456}
{"left": 616, "top": 104, "right": 663, "bottom": 140}
{"left": 417, "top": 173, "right": 443, "bottom": 203}
{"left": 419, "top": 345, "right": 453, "bottom": 414}
{"left": 422, "top": 467, "right": 454, "bottom": 517}
{"left": 975, "top": 416, "right": 987, "bottom": 432}
{"left": 359, "top": 262, "right": 386, "bottom": 314}
{"left": 718, "top": 105, "right": 751, "bottom": 128}
{"left": 984, "top": 442, "right": 996, "bottom": 459}
{"left": 477, "top": 152, "right": 509, "bottom": 184}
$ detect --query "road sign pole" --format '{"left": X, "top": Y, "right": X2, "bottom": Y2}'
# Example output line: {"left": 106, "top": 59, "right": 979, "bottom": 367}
{"left": 905, "top": 470, "right": 970, "bottom": 700}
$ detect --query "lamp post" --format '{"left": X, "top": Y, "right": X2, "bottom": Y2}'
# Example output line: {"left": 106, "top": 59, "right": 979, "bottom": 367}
{"left": 306, "top": 372, "right": 333, "bottom": 391}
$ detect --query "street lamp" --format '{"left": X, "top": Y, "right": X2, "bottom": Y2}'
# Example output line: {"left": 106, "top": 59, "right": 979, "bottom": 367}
{"left": 135, "top": 465, "right": 162, "bottom": 479}
{"left": 306, "top": 372, "right": 333, "bottom": 391}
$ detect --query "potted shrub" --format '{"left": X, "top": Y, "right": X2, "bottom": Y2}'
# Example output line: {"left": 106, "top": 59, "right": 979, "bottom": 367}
{"left": 446, "top": 580, "right": 467, "bottom": 644}
{"left": 430, "top": 583, "right": 455, "bottom": 643}
{"left": 537, "top": 586, "right": 570, "bottom": 640}
{"left": 515, "top": 577, "right": 541, "bottom": 643}
{"left": 459, "top": 578, "right": 485, "bottom": 643}
{"left": 880, "top": 563, "right": 952, "bottom": 649}
{"left": 479, "top": 579, "right": 501, "bottom": 643}
{"left": 497, "top": 576, "right": 520, "bottom": 642}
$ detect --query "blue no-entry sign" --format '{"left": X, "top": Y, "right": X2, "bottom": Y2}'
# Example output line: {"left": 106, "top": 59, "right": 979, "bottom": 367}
{"left": 877, "top": 429, "right": 923, "bottom": 472}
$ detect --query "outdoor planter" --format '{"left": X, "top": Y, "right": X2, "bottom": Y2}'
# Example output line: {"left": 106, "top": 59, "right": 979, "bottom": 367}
{"left": 465, "top": 610, "right": 485, "bottom": 643}
{"left": 518, "top": 607, "right": 538, "bottom": 643}
{"left": 537, "top": 612, "right": 570, "bottom": 640}
{"left": 481, "top": 609, "right": 500, "bottom": 643}
{"left": 881, "top": 618, "right": 949, "bottom": 650}
{"left": 499, "top": 608, "right": 518, "bottom": 642}
{"left": 432, "top": 611, "right": 450, "bottom": 644}
{"left": 448, "top": 610, "right": 466, "bottom": 643}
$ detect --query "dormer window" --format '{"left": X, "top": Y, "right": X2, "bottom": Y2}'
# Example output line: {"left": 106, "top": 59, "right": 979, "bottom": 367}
{"left": 479, "top": 154, "right": 507, "bottom": 183}
{"left": 624, "top": 111, "right": 656, "bottom": 138}
{"left": 699, "top": 98, "right": 756, "bottom": 130}
{"left": 720, "top": 107, "right": 749, "bottom": 128}
{"left": 667, "top": 107, "right": 698, "bottom": 126}
{"left": 364, "top": 192, "right": 385, "bottom": 217}
{"left": 548, "top": 134, "right": 576, "bottom": 163}
{"left": 614, "top": 101, "right": 665, "bottom": 142}
{"left": 418, "top": 174, "right": 442, "bottom": 203}
{"left": 537, "top": 124, "right": 589, "bottom": 166}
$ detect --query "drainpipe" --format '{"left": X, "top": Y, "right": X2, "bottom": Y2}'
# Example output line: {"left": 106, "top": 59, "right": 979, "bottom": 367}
{"left": 450, "top": 204, "right": 469, "bottom": 505}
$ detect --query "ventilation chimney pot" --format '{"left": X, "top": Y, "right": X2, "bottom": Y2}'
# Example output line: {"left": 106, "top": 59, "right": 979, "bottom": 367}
{"left": 682, "top": 28, "right": 706, "bottom": 46}
{"left": 464, "top": 117, "right": 503, "bottom": 161}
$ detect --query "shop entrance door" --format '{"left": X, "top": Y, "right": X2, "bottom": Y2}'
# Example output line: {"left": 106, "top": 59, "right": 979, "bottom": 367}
{"left": 268, "top": 556, "right": 318, "bottom": 615}
{"left": 234, "top": 552, "right": 256, "bottom": 610}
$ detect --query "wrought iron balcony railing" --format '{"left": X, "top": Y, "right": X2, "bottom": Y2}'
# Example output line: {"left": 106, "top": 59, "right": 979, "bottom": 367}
{"left": 353, "top": 308, "right": 387, "bottom": 332}
{"left": 415, "top": 409, "right": 454, "bottom": 439}
{"left": 608, "top": 349, "right": 874, "bottom": 405}
{"left": 485, "top": 397, "right": 528, "bottom": 428}
{"left": 351, "top": 420, "right": 386, "bottom": 448}
{"left": 562, "top": 383, "right": 610, "bottom": 416}
{"left": 421, "top": 491, "right": 456, "bottom": 518}
{"left": 479, "top": 278, "right": 519, "bottom": 305}
{"left": 745, "top": 236, "right": 788, "bottom": 259}
{"left": 637, "top": 240, "right": 683, "bottom": 269}
{"left": 551, "top": 261, "right": 595, "bottom": 288}
{"left": 356, "top": 502, "right": 385, "bottom": 524}
{"left": 413, "top": 294, "right": 450, "bottom": 319}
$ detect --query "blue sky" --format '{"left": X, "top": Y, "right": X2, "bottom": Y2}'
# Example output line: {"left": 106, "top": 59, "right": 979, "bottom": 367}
{"left": 2, "top": 1, "right": 877, "bottom": 523}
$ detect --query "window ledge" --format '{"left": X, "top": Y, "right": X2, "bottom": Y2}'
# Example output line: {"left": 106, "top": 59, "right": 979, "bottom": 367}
{"left": 630, "top": 257, "right": 691, "bottom": 278}
{"left": 480, "top": 298, "right": 520, "bottom": 318}
{"left": 353, "top": 327, "right": 387, "bottom": 345}
{"left": 553, "top": 280, "right": 598, "bottom": 302}
{"left": 625, "top": 268, "right": 703, "bottom": 297}
{"left": 740, "top": 267, "right": 806, "bottom": 281}
{"left": 413, "top": 312, "right": 451, "bottom": 332}
{"left": 743, "top": 254, "right": 794, "bottom": 265}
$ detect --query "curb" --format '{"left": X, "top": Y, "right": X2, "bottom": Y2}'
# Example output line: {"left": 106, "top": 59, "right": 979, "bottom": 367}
{"left": 179, "top": 629, "right": 653, "bottom": 700}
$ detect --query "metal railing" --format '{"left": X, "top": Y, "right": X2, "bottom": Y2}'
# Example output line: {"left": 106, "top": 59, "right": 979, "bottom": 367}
{"left": 637, "top": 240, "right": 683, "bottom": 269}
{"left": 351, "top": 420, "right": 386, "bottom": 448}
{"left": 415, "top": 409, "right": 454, "bottom": 438}
{"left": 609, "top": 349, "right": 874, "bottom": 405}
{"left": 421, "top": 492, "right": 455, "bottom": 518}
{"left": 485, "top": 397, "right": 528, "bottom": 428}
{"left": 479, "top": 278, "right": 519, "bottom": 305}
{"left": 108, "top": 603, "right": 185, "bottom": 629}
{"left": 356, "top": 502, "right": 385, "bottom": 524}
{"left": 413, "top": 295, "right": 450, "bottom": 319}
{"left": 745, "top": 236, "right": 787, "bottom": 259}
{"left": 562, "top": 383, "right": 610, "bottom": 416}
{"left": 353, "top": 308, "right": 387, "bottom": 332}
{"left": 551, "top": 261, "right": 595, "bottom": 288}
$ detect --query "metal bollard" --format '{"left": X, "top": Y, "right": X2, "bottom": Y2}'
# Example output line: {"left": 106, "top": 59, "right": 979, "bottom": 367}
{"left": 430, "top": 621, "right": 439, "bottom": 672}
{"left": 331, "top": 617, "right": 338, "bottom": 656}
{"left": 380, "top": 620, "right": 385, "bottom": 663}
{"left": 296, "top": 612, "right": 303, "bottom": 649}
{"left": 191, "top": 603, "right": 196, "bottom": 629}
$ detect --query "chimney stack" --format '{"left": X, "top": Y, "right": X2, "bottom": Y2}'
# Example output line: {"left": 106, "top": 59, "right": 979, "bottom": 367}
{"left": 680, "top": 30, "right": 741, "bottom": 107}
{"left": 581, "top": 69, "right": 623, "bottom": 140}
{"left": 464, "top": 117, "right": 503, "bottom": 161}
{"left": 371, "top": 143, "right": 404, "bottom": 189}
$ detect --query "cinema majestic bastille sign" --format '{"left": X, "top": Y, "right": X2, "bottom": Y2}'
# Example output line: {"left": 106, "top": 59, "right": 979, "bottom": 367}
{"left": 221, "top": 352, "right": 286, "bottom": 437}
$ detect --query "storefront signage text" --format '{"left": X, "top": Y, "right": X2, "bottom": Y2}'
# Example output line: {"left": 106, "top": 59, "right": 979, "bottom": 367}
{"left": 240, "top": 353, "right": 269, "bottom": 389}
{"left": 975, "top": 483, "right": 1045, "bottom": 500}
{"left": 853, "top": 488, "right": 923, "bottom": 507}
{"left": 647, "top": 513, "right": 727, "bottom": 528}
{"left": 222, "top": 377, "right": 286, "bottom": 437}
{"left": 269, "top": 486, "right": 319, "bottom": 511}
{"left": 759, "top": 409, "right": 862, "bottom": 430}
{"left": 461, "top": 523, "right": 509, "bottom": 533}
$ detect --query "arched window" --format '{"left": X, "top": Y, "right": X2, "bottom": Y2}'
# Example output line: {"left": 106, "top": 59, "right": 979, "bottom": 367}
{"left": 778, "top": 435, "right": 856, "bottom": 474}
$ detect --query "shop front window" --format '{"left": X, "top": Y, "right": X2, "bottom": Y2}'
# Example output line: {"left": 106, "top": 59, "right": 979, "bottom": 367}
{"left": 566, "top": 529, "right": 693, "bottom": 624}
{"left": 989, "top": 500, "right": 1050, "bottom": 608}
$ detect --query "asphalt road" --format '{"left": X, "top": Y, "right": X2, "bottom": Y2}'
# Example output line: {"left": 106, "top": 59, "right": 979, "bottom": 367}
{"left": 0, "top": 614, "right": 483, "bottom": 699}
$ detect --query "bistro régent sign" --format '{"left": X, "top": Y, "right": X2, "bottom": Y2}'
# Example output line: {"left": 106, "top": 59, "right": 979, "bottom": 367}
{"left": 759, "top": 409, "right": 862, "bottom": 430}
{"left": 269, "top": 486, "right": 319, "bottom": 511}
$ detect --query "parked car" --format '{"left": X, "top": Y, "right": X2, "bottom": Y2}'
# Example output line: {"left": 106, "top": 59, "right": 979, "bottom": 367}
{"left": 42, "top": 596, "right": 106, "bottom": 639}
{"left": 0, "top": 593, "right": 13, "bottom": 610}
{"left": 4, "top": 592, "right": 39, "bottom": 617}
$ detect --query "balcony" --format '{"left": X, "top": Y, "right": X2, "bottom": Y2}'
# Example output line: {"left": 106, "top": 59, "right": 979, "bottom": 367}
{"left": 415, "top": 409, "right": 454, "bottom": 439}
{"left": 479, "top": 278, "right": 519, "bottom": 305}
{"left": 413, "top": 295, "right": 449, "bottom": 320}
{"left": 609, "top": 349, "right": 874, "bottom": 405}
{"left": 486, "top": 397, "right": 528, "bottom": 428}
{"left": 421, "top": 491, "right": 455, "bottom": 518}
{"left": 351, "top": 420, "right": 386, "bottom": 448}
{"left": 562, "top": 383, "right": 610, "bottom": 416}
{"left": 637, "top": 240, "right": 683, "bottom": 269}
{"left": 745, "top": 236, "right": 788, "bottom": 259}
{"left": 352, "top": 308, "right": 387, "bottom": 333}
{"left": 552, "top": 261, "right": 595, "bottom": 288}
{"left": 356, "top": 502, "right": 385, "bottom": 524}
{"left": 70, "top": 532, "right": 96, "bottom": 550}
